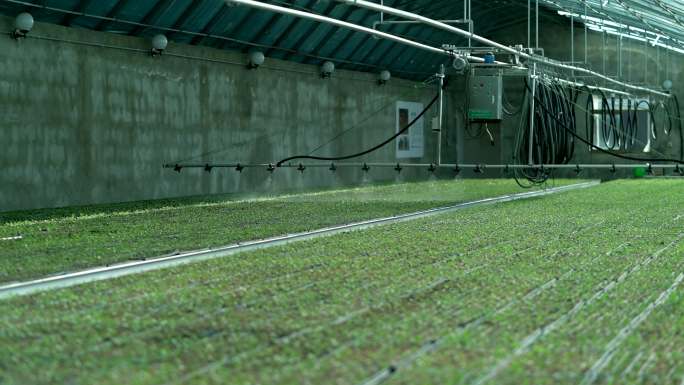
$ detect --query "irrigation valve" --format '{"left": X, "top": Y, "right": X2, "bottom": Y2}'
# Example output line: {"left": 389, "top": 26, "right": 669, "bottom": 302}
{"left": 297, "top": 164, "right": 306, "bottom": 173}
{"left": 151, "top": 34, "right": 168, "bottom": 56}
{"left": 235, "top": 164, "right": 244, "bottom": 173}
{"left": 428, "top": 164, "right": 437, "bottom": 173}
{"left": 11, "top": 12, "right": 33, "bottom": 39}
{"left": 394, "top": 163, "right": 402, "bottom": 174}
{"left": 362, "top": 163, "right": 370, "bottom": 173}
{"left": 267, "top": 163, "right": 276, "bottom": 173}
{"left": 329, "top": 163, "right": 337, "bottom": 172}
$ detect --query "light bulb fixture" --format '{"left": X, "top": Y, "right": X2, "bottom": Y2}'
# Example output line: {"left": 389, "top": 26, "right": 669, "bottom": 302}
{"left": 378, "top": 70, "right": 391, "bottom": 85}
{"left": 11, "top": 12, "right": 34, "bottom": 39}
{"left": 248, "top": 51, "right": 265, "bottom": 69}
{"left": 321, "top": 61, "right": 335, "bottom": 78}
{"left": 151, "top": 34, "right": 168, "bottom": 56}
{"left": 662, "top": 79, "right": 673, "bottom": 91}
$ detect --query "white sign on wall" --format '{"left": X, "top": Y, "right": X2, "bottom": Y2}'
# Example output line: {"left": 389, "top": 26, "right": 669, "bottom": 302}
{"left": 395, "top": 101, "right": 424, "bottom": 159}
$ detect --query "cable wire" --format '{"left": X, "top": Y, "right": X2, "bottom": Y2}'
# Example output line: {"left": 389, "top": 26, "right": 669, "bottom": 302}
{"left": 276, "top": 93, "right": 440, "bottom": 167}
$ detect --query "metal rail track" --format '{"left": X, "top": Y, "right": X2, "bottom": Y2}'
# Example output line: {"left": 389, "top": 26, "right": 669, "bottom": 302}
{"left": 0, "top": 181, "right": 600, "bottom": 300}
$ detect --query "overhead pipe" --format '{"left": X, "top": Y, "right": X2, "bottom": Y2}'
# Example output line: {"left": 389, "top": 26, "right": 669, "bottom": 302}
{"left": 224, "top": 0, "right": 462, "bottom": 61}
{"left": 225, "top": 0, "right": 664, "bottom": 98}
{"left": 373, "top": 19, "right": 474, "bottom": 47}
{"left": 333, "top": 0, "right": 670, "bottom": 97}
{"left": 224, "top": 0, "right": 521, "bottom": 67}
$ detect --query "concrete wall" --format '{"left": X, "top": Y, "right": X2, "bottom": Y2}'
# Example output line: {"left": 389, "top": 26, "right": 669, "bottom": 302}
{"left": 2, "top": 10, "right": 681, "bottom": 211}
{"left": 0, "top": 15, "right": 457, "bottom": 212}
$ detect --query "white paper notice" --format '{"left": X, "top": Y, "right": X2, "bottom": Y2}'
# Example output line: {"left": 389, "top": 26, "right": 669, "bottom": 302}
{"left": 395, "top": 101, "right": 424, "bottom": 159}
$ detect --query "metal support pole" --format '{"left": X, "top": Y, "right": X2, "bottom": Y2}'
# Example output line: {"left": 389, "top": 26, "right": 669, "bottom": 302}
{"left": 527, "top": 0, "right": 531, "bottom": 49}
{"left": 644, "top": 33, "right": 648, "bottom": 84}
{"left": 468, "top": 0, "right": 471, "bottom": 24}
{"left": 627, "top": 32, "right": 631, "bottom": 83}
{"left": 656, "top": 45, "right": 660, "bottom": 85}
{"left": 535, "top": 0, "right": 539, "bottom": 49}
{"left": 584, "top": 2, "right": 588, "bottom": 64}
{"left": 467, "top": 0, "right": 472, "bottom": 47}
{"left": 570, "top": 15, "right": 574, "bottom": 78}
{"left": 618, "top": 33, "right": 623, "bottom": 78}
{"left": 437, "top": 64, "right": 445, "bottom": 166}
{"left": 602, "top": 31, "right": 607, "bottom": 86}
{"left": 528, "top": 63, "right": 537, "bottom": 166}
{"left": 464, "top": 0, "right": 467, "bottom": 24}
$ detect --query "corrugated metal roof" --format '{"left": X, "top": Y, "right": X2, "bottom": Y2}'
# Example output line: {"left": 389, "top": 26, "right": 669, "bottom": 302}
{"left": 0, "top": 1, "right": 681, "bottom": 80}
{"left": 0, "top": 0, "right": 533, "bottom": 80}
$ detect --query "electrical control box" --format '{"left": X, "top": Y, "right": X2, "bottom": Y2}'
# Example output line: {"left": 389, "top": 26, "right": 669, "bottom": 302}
{"left": 468, "top": 74, "right": 503, "bottom": 121}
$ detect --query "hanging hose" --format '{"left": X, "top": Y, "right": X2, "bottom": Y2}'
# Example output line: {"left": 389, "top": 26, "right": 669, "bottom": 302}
{"left": 521, "top": 80, "right": 684, "bottom": 165}
{"left": 276, "top": 93, "right": 440, "bottom": 167}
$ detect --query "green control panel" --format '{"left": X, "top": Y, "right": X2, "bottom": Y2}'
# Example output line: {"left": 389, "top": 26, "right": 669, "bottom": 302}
{"left": 468, "top": 74, "right": 503, "bottom": 121}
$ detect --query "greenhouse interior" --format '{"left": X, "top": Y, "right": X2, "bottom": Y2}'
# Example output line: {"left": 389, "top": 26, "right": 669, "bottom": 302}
{"left": 1, "top": 0, "right": 683, "bottom": 384}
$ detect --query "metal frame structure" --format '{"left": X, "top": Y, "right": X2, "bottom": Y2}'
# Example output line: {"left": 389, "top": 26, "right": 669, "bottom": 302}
{"left": 3, "top": 0, "right": 682, "bottom": 83}
{"left": 226, "top": 0, "right": 671, "bottom": 97}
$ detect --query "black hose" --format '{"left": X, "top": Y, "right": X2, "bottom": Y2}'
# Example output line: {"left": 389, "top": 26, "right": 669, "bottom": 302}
{"left": 523, "top": 81, "right": 684, "bottom": 165}
{"left": 674, "top": 95, "right": 684, "bottom": 161}
{"left": 276, "top": 93, "right": 440, "bottom": 167}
